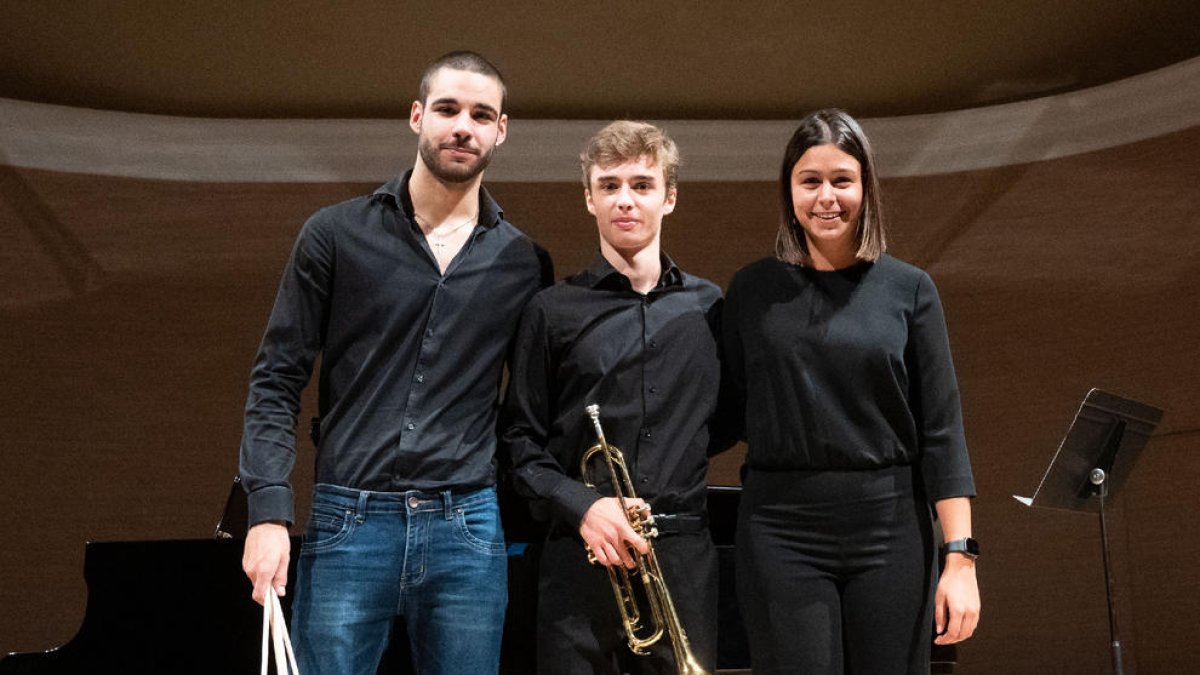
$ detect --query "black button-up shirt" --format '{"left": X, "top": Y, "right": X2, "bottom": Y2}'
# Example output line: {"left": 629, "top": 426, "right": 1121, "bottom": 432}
{"left": 240, "top": 171, "right": 552, "bottom": 526}
{"left": 501, "top": 254, "right": 726, "bottom": 530}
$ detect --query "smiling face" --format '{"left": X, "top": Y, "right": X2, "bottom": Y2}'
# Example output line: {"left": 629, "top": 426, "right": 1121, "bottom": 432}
{"left": 586, "top": 156, "right": 676, "bottom": 257}
{"left": 409, "top": 67, "right": 507, "bottom": 184}
{"left": 789, "top": 143, "right": 864, "bottom": 257}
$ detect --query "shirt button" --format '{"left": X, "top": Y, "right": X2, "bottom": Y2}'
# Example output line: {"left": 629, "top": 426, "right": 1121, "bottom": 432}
{"left": 640, "top": 477, "right": 649, "bottom": 484}
{"left": 426, "top": 328, "right": 434, "bottom": 337}
{"left": 406, "top": 422, "right": 416, "bottom": 430}
{"left": 415, "top": 374, "right": 424, "bottom": 383}
{"left": 649, "top": 386, "right": 658, "bottom": 394}
{"left": 648, "top": 340, "right": 657, "bottom": 349}
{"left": 641, "top": 428, "right": 651, "bottom": 439}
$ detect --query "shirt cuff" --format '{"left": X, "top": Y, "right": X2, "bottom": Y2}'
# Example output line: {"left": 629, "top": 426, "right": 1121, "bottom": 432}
{"left": 550, "top": 480, "right": 603, "bottom": 529}
{"left": 926, "top": 474, "right": 977, "bottom": 503}
{"left": 246, "top": 484, "right": 295, "bottom": 527}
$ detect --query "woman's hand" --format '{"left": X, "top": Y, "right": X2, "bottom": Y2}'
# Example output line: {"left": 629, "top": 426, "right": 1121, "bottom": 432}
{"left": 934, "top": 554, "right": 980, "bottom": 644}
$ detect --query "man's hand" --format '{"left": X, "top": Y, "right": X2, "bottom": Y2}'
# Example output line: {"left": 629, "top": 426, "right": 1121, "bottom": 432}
{"left": 578, "top": 497, "right": 649, "bottom": 569}
{"left": 934, "top": 555, "right": 981, "bottom": 645}
{"left": 242, "top": 521, "right": 291, "bottom": 606}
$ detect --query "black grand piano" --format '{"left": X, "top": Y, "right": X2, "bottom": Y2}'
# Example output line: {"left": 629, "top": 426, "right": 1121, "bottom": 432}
{"left": 0, "top": 484, "right": 955, "bottom": 674}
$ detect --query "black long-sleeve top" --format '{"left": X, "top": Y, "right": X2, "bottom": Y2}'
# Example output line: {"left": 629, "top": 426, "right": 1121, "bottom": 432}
{"left": 501, "top": 254, "right": 725, "bottom": 529}
{"left": 239, "top": 171, "right": 552, "bottom": 526}
{"left": 722, "top": 255, "right": 975, "bottom": 502}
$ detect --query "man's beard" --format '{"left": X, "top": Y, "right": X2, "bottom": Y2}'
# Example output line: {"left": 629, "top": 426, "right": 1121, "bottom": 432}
{"left": 418, "top": 136, "right": 496, "bottom": 184}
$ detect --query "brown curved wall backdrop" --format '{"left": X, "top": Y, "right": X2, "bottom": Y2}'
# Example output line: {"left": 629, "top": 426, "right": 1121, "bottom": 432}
{"left": 1, "top": 126, "right": 1198, "bottom": 672}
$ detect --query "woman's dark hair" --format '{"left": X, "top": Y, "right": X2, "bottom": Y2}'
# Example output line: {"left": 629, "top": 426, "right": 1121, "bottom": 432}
{"left": 775, "top": 109, "right": 886, "bottom": 265}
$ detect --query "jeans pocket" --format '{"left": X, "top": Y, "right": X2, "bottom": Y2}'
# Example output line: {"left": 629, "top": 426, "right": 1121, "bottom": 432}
{"left": 453, "top": 502, "right": 507, "bottom": 556}
{"left": 300, "top": 505, "right": 354, "bottom": 556}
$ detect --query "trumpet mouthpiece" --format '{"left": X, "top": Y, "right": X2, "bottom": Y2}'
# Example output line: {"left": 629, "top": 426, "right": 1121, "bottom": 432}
{"left": 586, "top": 403, "right": 600, "bottom": 419}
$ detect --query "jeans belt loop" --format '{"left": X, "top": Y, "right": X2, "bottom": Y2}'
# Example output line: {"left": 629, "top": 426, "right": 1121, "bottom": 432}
{"left": 355, "top": 490, "right": 369, "bottom": 524}
{"left": 442, "top": 489, "right": 454, "bottom": 520}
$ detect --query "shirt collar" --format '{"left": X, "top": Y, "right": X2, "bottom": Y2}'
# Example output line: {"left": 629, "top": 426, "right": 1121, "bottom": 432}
{"left": 371, "top": 170, "right": 504, "bottom": 228}
{"left": 581, "top": 251, "right": 683, "bottom": 292}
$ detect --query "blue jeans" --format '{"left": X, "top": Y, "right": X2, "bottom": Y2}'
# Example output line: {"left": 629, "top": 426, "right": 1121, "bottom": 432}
{"left": 292, "top": 484, "right": 508, "bottom": 675}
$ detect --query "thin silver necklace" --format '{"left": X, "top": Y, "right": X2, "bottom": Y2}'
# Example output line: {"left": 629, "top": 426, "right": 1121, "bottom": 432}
{"left": 415, "top": 212, "right": 477, "bottom": 250}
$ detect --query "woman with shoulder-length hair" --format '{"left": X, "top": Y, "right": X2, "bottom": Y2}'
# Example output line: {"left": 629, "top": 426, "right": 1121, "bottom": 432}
{"left": 722, "top": 109, "right": 981, "bottom": 674}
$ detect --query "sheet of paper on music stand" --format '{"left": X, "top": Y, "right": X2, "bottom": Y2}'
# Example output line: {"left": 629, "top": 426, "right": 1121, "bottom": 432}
{"left": 1013, "top": 389, "right": 1163, "bottom": 513}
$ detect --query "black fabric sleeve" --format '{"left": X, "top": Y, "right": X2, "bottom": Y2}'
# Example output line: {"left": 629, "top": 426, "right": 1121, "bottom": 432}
{"left": 908, "top": 272, "right": 976, "bottom": 502}
{"left": 238, "top": 213, "right": 333, "bottom": 526}
{"left": 715, "top": 271, "right": 748, "bottom": 449}
{"left": 500, "top": 296, "right": 601, "bottom": 528}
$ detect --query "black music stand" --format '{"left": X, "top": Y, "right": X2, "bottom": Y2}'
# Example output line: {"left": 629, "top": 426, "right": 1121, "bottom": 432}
{"left": 1014, "top": 388, "right": 1164, "bottom": 675}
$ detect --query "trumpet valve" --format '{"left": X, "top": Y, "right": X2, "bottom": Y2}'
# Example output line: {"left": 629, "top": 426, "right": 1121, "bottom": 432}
{"left": 630, "top": 521, "right": 658, "bottom": 540}
{"left": 629, "top": 504, "right": 653, "bottom": 523}
{"left": 632, "top": 507, "right": 658, "bottom": 539}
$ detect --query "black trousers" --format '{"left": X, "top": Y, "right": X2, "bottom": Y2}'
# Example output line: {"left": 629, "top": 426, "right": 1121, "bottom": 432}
{"left": 536, "top": 525, "right": 718, "bottom": 675}
{"left": 736, "top": 465, "right": 935, "bottom": 675}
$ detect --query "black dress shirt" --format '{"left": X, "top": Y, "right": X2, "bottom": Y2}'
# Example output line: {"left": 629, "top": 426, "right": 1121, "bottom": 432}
{"left": 501, "top": 254, "right": 725, "bottom": 530}
{"left": 239, "top": 171, "right": 552, "bottom": 526}
{"left": 722, "top": 255, "right": 975, "bottom": 501}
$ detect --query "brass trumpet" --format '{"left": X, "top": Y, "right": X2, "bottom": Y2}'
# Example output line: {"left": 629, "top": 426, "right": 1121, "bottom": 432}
{"left": 580, "top": 404, "right": 709, "bottom": 675}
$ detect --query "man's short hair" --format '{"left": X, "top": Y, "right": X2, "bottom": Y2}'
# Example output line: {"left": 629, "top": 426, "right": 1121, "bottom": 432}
{"left": 418, "top": 51, "right": 507, "bottom": 112}
{"left": 580, "top": 121, "right": 680, "bottom": 191}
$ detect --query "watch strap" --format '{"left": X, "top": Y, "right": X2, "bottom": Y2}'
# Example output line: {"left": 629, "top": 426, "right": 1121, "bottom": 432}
{"left": 944, "top": 537, "right": 980, "bottom": 559}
